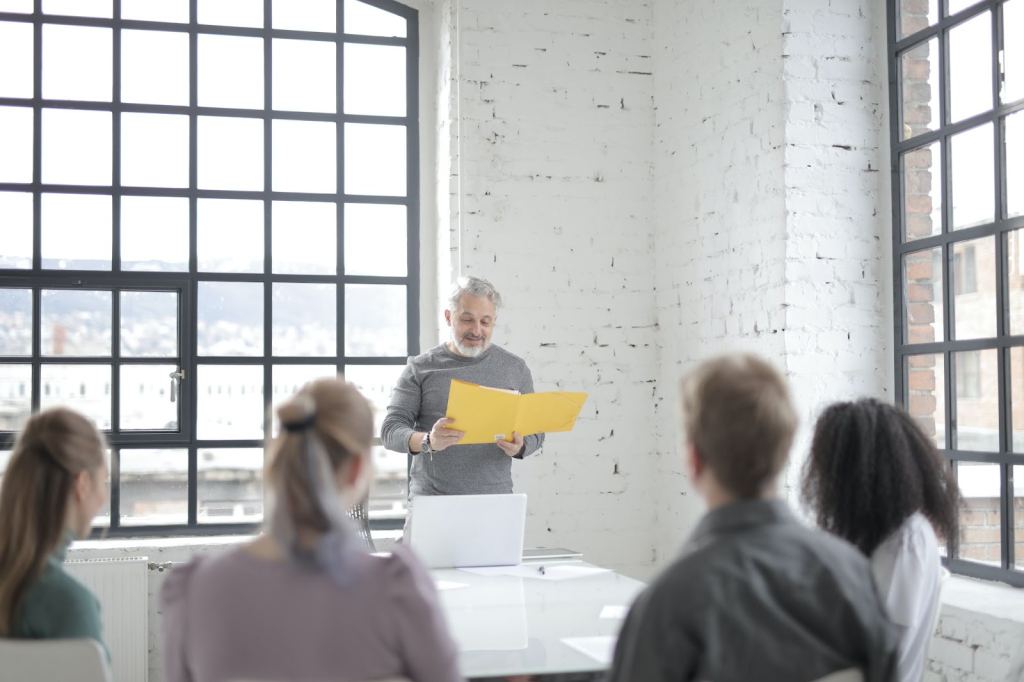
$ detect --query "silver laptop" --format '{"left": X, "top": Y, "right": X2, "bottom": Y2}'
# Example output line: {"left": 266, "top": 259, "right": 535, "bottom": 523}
{"left": 410, "top": 493, "right": 527, "bottom": 569}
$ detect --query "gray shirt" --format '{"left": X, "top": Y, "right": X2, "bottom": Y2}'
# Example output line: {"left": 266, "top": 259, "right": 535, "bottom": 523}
{"left": 381, "top": 343, "right": 544, "bottom": 497}
{"left": 608, "top": 499, "right": 900, "bottom": 682}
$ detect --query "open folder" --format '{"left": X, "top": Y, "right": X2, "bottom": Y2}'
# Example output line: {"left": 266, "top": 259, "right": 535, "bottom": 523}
{"left": 444, "top": 379, "right": 588, "bottom": 445}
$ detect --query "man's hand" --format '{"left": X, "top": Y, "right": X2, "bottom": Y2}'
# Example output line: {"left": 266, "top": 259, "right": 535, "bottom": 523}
{"left": 496, "top": 431, "right": 525, "bottom": 458}
{"left": 429, "top": 418, "right": 464, "bottom": 452}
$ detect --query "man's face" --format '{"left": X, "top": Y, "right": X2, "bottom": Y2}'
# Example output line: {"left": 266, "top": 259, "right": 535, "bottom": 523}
{"left": 445, "top": 294, "right": 496, "bottom": 357}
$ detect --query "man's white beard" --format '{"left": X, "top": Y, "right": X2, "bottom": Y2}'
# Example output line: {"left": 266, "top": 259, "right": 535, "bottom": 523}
{"left": 452, "top": 331, "right": 487, "bottom": 358}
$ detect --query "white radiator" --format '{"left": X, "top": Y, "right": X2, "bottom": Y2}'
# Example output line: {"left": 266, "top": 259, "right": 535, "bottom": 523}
{"left": 65, "top": 557, "right": 149, "bottom": 682}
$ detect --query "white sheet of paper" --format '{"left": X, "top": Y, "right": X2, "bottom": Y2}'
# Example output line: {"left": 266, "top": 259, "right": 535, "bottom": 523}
{"left": 458, "top": 564, "right": 611, "bottom": 581}
{"left": 435, "top": 580, "right": 469, "bottom": 591}
{"left": 562, "top": 635, "right": 617, "bottom": 665}
{"left": 600, "top": 605, "right": 629, "bottom": 619}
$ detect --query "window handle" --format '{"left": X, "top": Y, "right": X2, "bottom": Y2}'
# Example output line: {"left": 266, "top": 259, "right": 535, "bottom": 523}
{"left": 169, "top": 369, "right": 184, "bottom": 403}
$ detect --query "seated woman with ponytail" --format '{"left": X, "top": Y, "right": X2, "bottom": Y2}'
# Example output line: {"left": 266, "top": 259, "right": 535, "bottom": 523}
{"left": 160, "top": 378, "right": 461, "bottom": 682}
{"left": 0, "top": 408, "right": 110, "bottom": 651}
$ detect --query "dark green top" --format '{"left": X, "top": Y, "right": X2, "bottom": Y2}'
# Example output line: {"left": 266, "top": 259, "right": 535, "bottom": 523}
{"left": 16, "top": 534, "right": 108, "bottom": 658}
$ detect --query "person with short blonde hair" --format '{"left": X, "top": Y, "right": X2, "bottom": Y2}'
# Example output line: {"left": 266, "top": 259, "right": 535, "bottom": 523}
{"left": 608, "top": 354, "right": 900, "bottom": 682}
{"left": 161, "top": 378, "right": 461, "bottom": 682}
{"left": 0, "top": 408, "right": 109, "bottom": 652}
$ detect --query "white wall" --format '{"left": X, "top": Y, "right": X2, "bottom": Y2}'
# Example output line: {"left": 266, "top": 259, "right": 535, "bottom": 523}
{"left": 443, "top": 0, "right": 662, "bottom": 580}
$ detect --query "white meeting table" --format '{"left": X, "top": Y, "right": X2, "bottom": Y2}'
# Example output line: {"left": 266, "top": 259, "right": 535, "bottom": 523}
{"left": 431, "top": 560, "right": 647, "bottom": 680}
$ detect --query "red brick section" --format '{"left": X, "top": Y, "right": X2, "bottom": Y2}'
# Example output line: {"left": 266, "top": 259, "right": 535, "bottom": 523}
{"left": 958, "top": 496, "right": 1024, "bottom": 567}
{"left": 902, "top": 0, "right": 940, "bottom": 440}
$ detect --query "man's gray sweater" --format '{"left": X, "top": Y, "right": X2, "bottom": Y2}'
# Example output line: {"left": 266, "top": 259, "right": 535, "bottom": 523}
{"left": 380, "top": 343, "right": 544, "bottom": 497}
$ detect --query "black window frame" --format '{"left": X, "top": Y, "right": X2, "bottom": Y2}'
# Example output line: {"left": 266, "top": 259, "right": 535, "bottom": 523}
{"left": 888, "top": 0, "right": 1024, "bottom": 585}
{"left": 0, "top": 0, "right": 420, "bottom": 538}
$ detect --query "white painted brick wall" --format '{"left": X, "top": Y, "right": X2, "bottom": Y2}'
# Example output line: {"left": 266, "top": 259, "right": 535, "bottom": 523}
{"left": 445, "top": 0, "right": 661, "bottom": 580}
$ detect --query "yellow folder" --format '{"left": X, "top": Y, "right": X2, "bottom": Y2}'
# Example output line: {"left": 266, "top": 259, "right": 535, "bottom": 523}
{"left": 444, "top": 379, "right": 588, "bottom": 445}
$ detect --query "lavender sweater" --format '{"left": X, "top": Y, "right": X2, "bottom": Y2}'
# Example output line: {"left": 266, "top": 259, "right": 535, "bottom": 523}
{"left": 160, "top": 545, "right": 461, "bottom": 682}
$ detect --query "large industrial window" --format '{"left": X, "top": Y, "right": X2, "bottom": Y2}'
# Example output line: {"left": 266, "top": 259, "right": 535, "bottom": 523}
{"left": 888, "top": 0, "right": 1023, "bottom": 584}
{"left": 0, "top": 0, "right": 419, "bottom": 536}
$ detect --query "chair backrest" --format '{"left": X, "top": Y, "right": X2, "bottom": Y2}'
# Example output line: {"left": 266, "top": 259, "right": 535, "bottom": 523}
{"left": 0, "top": 638, "right": 112, "bottom": 682}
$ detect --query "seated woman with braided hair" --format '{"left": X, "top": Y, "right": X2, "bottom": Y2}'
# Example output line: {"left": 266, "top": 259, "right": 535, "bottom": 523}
{"left": 160, "top": 378, "right": 461, "bottom": 682}
{"left": 802, "top": 398, "right": 959, "bottom": 682}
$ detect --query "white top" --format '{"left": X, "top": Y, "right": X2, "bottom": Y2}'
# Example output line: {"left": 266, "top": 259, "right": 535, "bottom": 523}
{"left": 870, "top": 512, "right": 941, "bottom": 682}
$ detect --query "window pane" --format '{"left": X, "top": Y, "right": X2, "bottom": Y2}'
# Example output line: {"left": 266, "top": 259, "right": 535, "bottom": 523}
{"left": 119, "top": 448, "right": 187, "bottom": 526}
{"left": 370, "top": 445, "right": 407, "bottom": 520}
{"left": 198, "top": 116, "right": 264, "bottom": 191}
{"left": 344, "top": 123, "right": 406, "bottom": 197}
{"left": 41, "top": 193, "right": 112, "bottom": 271}
{"left": 1015, "top": 465, "right": 1024, "bottom": 570}
{"left": 344, "top": 0, "right": 406, "bottom": 38}
{"left": 121, "top": 30, "right": 190, "bottom": 106}
{"left": 197, "top": 198, "right": 264, "bottom": 273}
{"left": 1005, "top": 0, "right": 1023, "bottom": 104}
{"left": 271, "top": 364, "right": 337, "bottom": 435}
{"left": 902, "top": 141, "right": 941, "bottom": 242}
{"left": 41, "top": 109, "right": 112, "bottom": 186}
{"left": 40, "top": 364, "right": 111, "bottom": 429}
{"left": 121, "top": 113, "right": 190, "bottom": 188}
{"left": 345, "top": 364, "right": 402, "bottom": 437}
{"left": 904, "top": 246, "right": 944, "bottom": 343}
{"left": 1009, "top": 112, "right": 1024, "bottom": 220}
{"left": 951, "top": 122, "right": 994, "bottom": 229}
{"left": 953, "top": 236, "right": 995, "bottom": 340}
{"left": 0, "top": 106, "right": 32, "bottom": 183}
{"left": 41, "top": 289, "right": 112, "bottom": 357}
{"left": 121, "top": 196, "right": 189, "bottom": 272}
{"left": 900, "top": 38, "right": 939, "bottom": 140}
{"left": 198, "top": 282, "right": 264, "bottom": 357}
{"left": 272, "top": 120, "right": 336, "bottom": 193}
{"left": 0, "top": 365, "right": 32, "bottom": 431}
{"left": 122, "top": 0, "right": 188, "bottom": 23}
{"left": 0, "top": 0, "right": 32, "bottom": 12}
{"left": 273, "top": 0, "right": 334, "bottom": 31}
{"left": 196, "top": 364, "right": 264, "bottom": 440}
{"left": 42, "top": 24, "right": 112, "bottom": 102}
{"left": 899, "top": 0, "right": 937, "bottom": 38}
{"left": 272, "top": 201, "right": 336, "bottom": 275}
{"left": 198, "top": 34, "right": 263, "bottom": 109}
{"left": 0, "top": 22, "right": 33, "bottom": 98}
{"left": 272, "top": 283, "right": 336, "bottom": 357}
{"left": 120, "top": 291, "right": 178, "bottom": 358}
{"left": 949, "top": 11, "right": 993, "bottom": 123}
{"left": 198, "top": 0, "right": 263, "bottom": 27}
{"left": 953, "top": 349, "right": 998, "bottom": 451}
{"left": 1011, "top": 348, "right": 1024, "bottom": 452}
{"left": 43, "top": 0, "right": 111, "bottom": 17}
{"left": 956, "top": 462, "right": 1001, "bottom": 565}
{"left": 0, "top": 289, "right": 32, "bottom": 356}
{"left": 907, "top": 352, "right": 946, "bottom": 448}
{"left": 344, "top": 204, "right": 407, "bottom": 276}
{"left": 120, "top": 364, "right": 179, "bottom": 430}
{"left": 344, "top": 44, "right": 405, "bottom": 117}
{"left": 0, "top": 192, "right": 33, "bottom": 269}
{"left": 272, "top": 39, "right": 335, "bottom": 113}
{"left": 345, "top": 284, "right": 406, "bottom": 356}
{"left": 948, "top": 0, "right": 982, "bottom": 14}
{"left": 198, "top": 448, "right": 264, "bottom": 524}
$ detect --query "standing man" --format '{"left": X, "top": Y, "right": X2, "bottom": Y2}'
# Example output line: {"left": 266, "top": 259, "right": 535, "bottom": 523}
{"left": 381, "top": 276, "right": 544, "bottom": 507}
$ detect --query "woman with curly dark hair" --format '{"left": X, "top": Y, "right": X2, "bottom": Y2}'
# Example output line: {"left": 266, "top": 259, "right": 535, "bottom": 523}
{"left": 802, "top": 398, "right": 958, "bottom": 682}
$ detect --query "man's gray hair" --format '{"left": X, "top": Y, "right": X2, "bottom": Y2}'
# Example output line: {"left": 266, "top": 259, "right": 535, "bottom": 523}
{"left": 447, "top": 276, "right": 503, "bottom": 313}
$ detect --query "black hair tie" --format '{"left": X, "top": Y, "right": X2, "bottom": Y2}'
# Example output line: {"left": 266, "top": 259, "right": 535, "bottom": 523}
{"left": 283, "top": 412, "right": 317, "bottom": 433}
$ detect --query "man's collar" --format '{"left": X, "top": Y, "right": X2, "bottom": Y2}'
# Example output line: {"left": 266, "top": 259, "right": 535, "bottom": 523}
{"left": 691, "top": 498, "right": 796, "bottom": 543}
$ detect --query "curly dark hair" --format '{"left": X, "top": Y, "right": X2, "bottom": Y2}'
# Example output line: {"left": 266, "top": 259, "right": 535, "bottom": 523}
{"left": 801, "top": 398, "right": 958, "bottom": 557}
